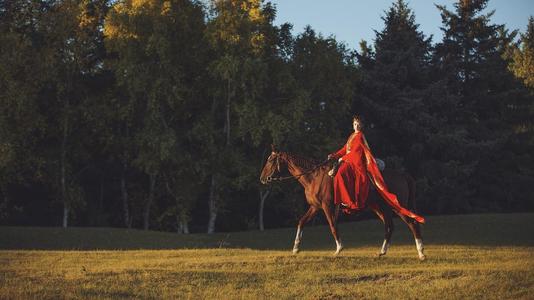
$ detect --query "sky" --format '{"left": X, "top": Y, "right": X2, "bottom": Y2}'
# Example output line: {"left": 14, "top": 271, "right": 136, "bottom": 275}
{"left": 269, "top": 0, "right": 534, "bottom": 50}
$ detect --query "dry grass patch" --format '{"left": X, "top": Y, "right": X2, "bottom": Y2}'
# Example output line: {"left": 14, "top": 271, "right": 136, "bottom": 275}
{"left": 1, "top": 246, "right": 532, "bottom": 299}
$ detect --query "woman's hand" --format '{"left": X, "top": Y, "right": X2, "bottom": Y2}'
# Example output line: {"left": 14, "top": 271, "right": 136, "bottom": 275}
{"left": 328, "top": 159, "right": 342, "bottom": 177}
{"left": 338, "top": 158, "right": 343, "bottom": 163}
{"left": 327, "top": 154, "right": 334, "bottom": 161}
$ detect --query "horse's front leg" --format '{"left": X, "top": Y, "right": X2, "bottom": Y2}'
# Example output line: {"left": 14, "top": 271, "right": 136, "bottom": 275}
{"left": 322, "top": 203, "right": 343, "bottom": 255}
{"left": 292, "top": 206, "right": 318, "bottom": 254}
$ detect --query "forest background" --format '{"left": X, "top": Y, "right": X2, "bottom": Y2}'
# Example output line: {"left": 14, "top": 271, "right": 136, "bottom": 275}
{"left": 1, "top": 0, "right": 533, "bottom": 234}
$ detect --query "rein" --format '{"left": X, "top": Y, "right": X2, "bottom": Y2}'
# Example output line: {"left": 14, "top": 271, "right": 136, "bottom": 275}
{"left": 268, "top": 157, "right": 330, "bottom": 182}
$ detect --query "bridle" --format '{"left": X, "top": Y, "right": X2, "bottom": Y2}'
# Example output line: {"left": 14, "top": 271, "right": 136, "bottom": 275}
{"left": 265, "top": 152, "right": 330, "bottom": 182}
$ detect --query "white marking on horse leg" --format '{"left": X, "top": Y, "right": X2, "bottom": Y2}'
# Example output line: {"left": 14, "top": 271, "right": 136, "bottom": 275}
{"left": 292, "top": 226, "right": 303, "bottom": 254}
{"left": 415, "top": 238, "right": 426, "bottom": 260}
{"left": 379, "top": 239, "right": 389, "bottom": 256}
{"left": 334, "top": 239, "right": 344, "bottom": 255}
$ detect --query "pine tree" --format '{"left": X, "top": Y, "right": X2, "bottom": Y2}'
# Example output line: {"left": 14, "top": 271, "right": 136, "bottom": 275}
{"left": 500, "top": 17, "right": 534, "bottom": 211}
{"left": 434, "top": 0, "right": 533, "bottom": 211}
{"left": 355, "top": 0, "right": 438, "bottom": 203}
{"left": 356, "top": 0, "right": 433, "bottom": 172}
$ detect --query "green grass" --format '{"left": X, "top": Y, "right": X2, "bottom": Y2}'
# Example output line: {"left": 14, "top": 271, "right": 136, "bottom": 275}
{"left": 1, "top": 213, "right": 533, "bottom": 299}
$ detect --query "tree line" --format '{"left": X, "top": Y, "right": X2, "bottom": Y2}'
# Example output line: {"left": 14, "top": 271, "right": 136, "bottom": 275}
{"left": 0, "top": 0, "right": 533, "bottom": 233}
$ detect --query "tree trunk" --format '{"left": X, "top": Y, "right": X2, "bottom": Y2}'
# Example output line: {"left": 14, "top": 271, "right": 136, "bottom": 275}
{"left": 258, "top": 189, "right": 270, "bottom": 231}
{"left": 62, "top": 206, "right": 69, "bottom": 228}
{"left": 208, "top": 79, "right": 232, "bottom": 234}
{"left": 143, "top": 174, "right": 157, "bottom": 230}
{"left": 61, "top": 166, "right": 68, "bottom": 228}
{"left": 96, "top": 179, "right": 104, "bottom": 226}
{"left": 61, "top": 100, "right": 69, "bottom": 228}
{"left": 121, "top": 167, "right": 130, "bottom": 228}
{"left": 225, "top": 79, "right": 231, "bottom": 146}
{"left": 182, "top": 220, "right": 189, "bottom": 234}
{"left": 121, "top": 126, "right": 131, "bottom": 228}
{"left": 207, "top": 175, "right": 217, "bottom": 234}
{"left": 177, "top": 215, "right": 190, "bottom": 234}
{"left": 165, "top": 180, "right": 190, "bottom": 234}
{"left": 178, "top": 220, "right": 183, "bottom": 234}
{"left": 178, "top": 210, "right": 190, "bottom": 234}
{"left": 206, "top": 78, "right": 232, "bottom": 234}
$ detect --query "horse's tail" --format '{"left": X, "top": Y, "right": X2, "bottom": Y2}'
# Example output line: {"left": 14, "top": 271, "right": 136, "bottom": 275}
{"left": 406, "top": 173, "right": 417, "bottom": 212}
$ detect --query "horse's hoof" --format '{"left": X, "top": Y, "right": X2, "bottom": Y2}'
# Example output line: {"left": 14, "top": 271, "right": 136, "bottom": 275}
{"left": 376, "top": 252, "right": 386, "bottom": 258}
{"left": 292, "top": 249, "right": 299, "bottom": 255}
{"left": 418, "top": 254, "right": 426, "bottom": 261}
{"left": 334, "top": 247, "right": 343, "bottom": 256}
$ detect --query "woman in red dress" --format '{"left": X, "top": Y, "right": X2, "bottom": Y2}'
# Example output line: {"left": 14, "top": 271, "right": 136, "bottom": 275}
{"left": 328, "top": 115, "right": 424, "bottom": 223}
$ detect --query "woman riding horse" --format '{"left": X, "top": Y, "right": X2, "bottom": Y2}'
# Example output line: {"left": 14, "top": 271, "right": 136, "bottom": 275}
{"left": 259, "top": 114, "right": 426, "bottom": 259}
{"left": 328, "top": 115, "right": 425, "bottom": 224}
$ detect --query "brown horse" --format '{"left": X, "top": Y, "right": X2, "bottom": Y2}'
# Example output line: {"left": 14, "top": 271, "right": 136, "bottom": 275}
{"left": 259, "top": 146, "right": 426, "bottom": 260}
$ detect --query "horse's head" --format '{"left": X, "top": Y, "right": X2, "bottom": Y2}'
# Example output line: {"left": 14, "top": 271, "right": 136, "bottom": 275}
{"left": 260, "top": 144, "right": 284, "bottom": 184}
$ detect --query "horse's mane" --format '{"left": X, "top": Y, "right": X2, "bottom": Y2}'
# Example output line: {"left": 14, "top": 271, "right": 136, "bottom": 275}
{"left": 280, "top": 152, "right": 322, "bottom": 170}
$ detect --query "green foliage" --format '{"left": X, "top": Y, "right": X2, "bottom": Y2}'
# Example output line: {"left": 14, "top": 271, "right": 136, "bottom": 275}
{"left": 0, "top": 0, "right": 533, "bottom": 230}
{"left": 510, "top": 17, "right": 534, "bottom": 89}
{"left": 433, "top": 0, "right": 534, "bottom": 212}
{"left": 355, "top": 0, "right": 467, "bottom": 213}
{"left": 104, "top": 0, "right": 208, "bottom": 229}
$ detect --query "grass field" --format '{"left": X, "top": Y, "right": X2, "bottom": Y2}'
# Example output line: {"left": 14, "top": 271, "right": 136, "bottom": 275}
{"left": 1, "top": 213, "right": 533, "bottom": 299}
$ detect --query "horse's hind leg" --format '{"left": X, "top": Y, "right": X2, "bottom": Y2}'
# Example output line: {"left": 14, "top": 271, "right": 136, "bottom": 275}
{"left": 395, "top": 212, "right": 426, "bottom": 260}
{"left": 368, "top": 202, "right": 394, "bottom": 257}
{"left": 292, "top": 206, "right": 318, "bottom": 254}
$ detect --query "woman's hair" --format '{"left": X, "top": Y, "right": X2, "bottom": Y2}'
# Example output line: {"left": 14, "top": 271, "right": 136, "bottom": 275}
{"left": 353, "top": 114, "right": 363, "bottom": 130}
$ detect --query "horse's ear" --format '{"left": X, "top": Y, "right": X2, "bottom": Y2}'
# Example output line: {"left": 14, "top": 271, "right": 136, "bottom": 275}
{"left": 271, "top": 144, "right": 277, "bottom": 152}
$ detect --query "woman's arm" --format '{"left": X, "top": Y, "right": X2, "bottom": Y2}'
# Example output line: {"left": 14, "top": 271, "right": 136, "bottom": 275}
{"left": 359, "top": 134, "right": 374, "bottom": 168}
{"left": 329, "top": 144, "right": 346, "bottom": 160}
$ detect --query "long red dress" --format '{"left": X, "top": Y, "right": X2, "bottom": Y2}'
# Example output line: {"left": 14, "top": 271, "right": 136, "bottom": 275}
{"left": 330, "top": 131, "right": 425, "bottom": 224}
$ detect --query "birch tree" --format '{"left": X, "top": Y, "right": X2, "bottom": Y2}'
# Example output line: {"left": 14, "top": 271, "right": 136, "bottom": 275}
{"left": 105, "top": 0, "right": 207, "bottom": 229}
